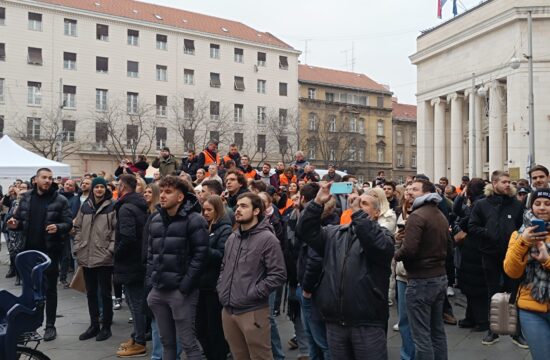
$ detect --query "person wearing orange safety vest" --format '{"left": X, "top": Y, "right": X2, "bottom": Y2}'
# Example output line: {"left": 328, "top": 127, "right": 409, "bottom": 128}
{"left": 279, "top": 167, "right": 297, "bottom": 187}
{"left": 197, "top": 140, "right": 221, "bottom": 176}
{"left": 221, "top": 143, "right": 242, "bottom": 169}
{"left": 239, "top": 155, "right": 257, "bottom": 180}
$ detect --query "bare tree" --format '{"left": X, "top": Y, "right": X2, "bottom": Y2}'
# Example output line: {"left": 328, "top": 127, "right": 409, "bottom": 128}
{"left": 265, "top": 107, "right": 301, "bottom": 164}
{"left": 91, "top": 99, "right": 155, "bottom": 162}
{"left": 15, "top": 109, "right": 81, "bottom": 160}
{"left": 305, "top": 111, "right": 366, "bottom": 169}
{"left": 171, "top": 93, "right": 234, "bottom": 152}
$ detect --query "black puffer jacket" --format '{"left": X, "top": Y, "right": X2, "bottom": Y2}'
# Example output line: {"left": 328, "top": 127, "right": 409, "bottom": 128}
{"left": 114, "top": 192, "right": 148, "bottom": 285}
{"left": 14, "top": 185, "right": 73, "bottom": 252}
{"left": 199, "top": 214, "right": 232, "bottom": 290}
{"left": 146, "top": 193, "right": 209, "bottom": 294}
{"left": 297, "top": 201, "right": 394, "bottom": 327}
{"left": 468, "top": 185, "right": 523, "bottom": 258}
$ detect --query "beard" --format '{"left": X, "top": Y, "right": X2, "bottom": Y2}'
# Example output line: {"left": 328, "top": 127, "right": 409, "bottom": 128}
{"left": 235, "top": 212, "right": 254, "bottom": 225}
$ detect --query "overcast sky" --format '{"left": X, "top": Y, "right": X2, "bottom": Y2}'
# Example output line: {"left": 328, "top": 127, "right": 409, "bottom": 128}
{"left": 153, "top": 0, "right": 486, "bottom": 104}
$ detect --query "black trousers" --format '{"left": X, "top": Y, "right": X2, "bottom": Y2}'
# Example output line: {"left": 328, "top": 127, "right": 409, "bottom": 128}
{"left": 44, "top": 250, "right": 61, "bottom": 327}
{"left": 196, "top": 289, "right": 229, "bottom": 360}
{"left": 83, "top": 266, "right": 113, "bottom": 326}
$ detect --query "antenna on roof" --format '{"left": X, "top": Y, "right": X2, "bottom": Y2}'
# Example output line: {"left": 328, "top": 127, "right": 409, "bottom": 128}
{"left": 341, "top": 42, "right": 356, "bottom": 72}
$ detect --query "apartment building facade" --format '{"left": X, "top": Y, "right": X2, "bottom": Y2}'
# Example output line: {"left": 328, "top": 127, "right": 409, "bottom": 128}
{"left": 0, "top": 0, "right": 300, "bottom": 175}
{"left": 298, "top": 65, "right": 393, "bottom": 183}
{"left": 392, "top": 100, "right": 417, "bottom": 183}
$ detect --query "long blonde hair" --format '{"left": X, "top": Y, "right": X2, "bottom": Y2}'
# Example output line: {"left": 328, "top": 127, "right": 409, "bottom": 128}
{"left": 145, "top": 183, "right": 160, "bottom": 214}
{"left": 366, "top": 187, "right": 390, "bottom": 215}
{"left": 204, "top": 195, "right": 226, "bottom": 231}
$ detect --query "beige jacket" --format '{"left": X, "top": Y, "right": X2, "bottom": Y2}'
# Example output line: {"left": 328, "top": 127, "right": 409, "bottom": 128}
{"left": 73, "top": 197, "right": 116, "bottom": 268}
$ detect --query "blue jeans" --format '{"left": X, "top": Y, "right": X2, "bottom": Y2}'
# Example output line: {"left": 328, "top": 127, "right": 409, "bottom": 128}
{"left": 406, "top": 275, "right": 448, "bottom": 360}
{"left": 151, "top": 318, "right": 182, "bottom": 360}
{"left": 298, "top": 288, "right": 331, "bottom": 360}
{"left": 397, "top": 280, "right": 415, "bottom": 360}
{"left": 519, "top": 309, "right": 550, "bottom": 360}
{"left": 269, "top": 291, "right": 285, "bottom": 360}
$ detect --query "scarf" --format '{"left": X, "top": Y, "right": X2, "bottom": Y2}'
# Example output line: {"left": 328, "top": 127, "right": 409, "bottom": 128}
{"left": 519, "top": 217, "right": 550, "bottom": 302}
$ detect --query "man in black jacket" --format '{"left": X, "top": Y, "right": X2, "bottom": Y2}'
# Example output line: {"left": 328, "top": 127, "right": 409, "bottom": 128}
{"left": 297, "top": 182, "right": 394, "bottom": 359}
{"left": 468, "top": 170, "right": 524, "bottom": 346}
{"left": 7, "top": 168, "right": 73, "bottom": 341}
{"left": 146, "top": 176, "right": 208, "bottom": 360}
{"left": 179, "top": 150, "right": 200, "bottom": 180}
{"left": 113, "top": 174, "right": 149, "bottom": 357}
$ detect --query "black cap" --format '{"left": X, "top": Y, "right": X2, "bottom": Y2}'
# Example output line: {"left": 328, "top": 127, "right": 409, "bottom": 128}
{"left": 462, "top": 176, "right": 470, "bottom": 182}
{"left": 518, "top": 187, "right": 530, "bottom": 194}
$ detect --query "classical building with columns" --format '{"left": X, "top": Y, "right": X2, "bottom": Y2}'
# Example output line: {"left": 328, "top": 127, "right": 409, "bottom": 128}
{"left": 410, "top": 0, "right": 550, "bottom": 185}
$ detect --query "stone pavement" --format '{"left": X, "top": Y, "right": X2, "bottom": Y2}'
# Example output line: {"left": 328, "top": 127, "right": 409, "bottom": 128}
{"left": 0, "top": 246, "right": 532, "bottom": 360}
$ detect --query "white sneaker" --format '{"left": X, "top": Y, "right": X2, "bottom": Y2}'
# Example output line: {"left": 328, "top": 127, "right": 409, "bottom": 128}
{"left": 447, "top": 286, "right": 455, "bottom": 297}
{"left": 393, "top": 323, "right": 399, "bottom": 331}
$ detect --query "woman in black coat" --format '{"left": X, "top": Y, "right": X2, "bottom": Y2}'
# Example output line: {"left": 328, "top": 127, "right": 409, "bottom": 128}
{"left": 197, "top": 195, "right": 231, "bottom": 360}
{"left": 454, "top": 178, "right": 488, "bottom": 331}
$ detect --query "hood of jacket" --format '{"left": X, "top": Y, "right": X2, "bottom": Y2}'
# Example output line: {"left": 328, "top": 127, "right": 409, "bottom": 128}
{"left": 236, "top": 215, "right": 273, "bottom": 238}
{"left": 412, "top": 192, "right": 442, "bottom": 210}
{"left": 89, "top": 188, "right": 113, "bottom": 209}
{"left": 484, "top": 183, "right": 517, "bottom": 198}
{"left": 212, "top": 212, "right": 232, "bottom": 231}
{"left": 116, "top": 191, "right": 148, "bottom": 212}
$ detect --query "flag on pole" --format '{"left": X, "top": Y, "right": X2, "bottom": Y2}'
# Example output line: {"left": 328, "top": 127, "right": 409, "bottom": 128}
{"left": 438, "top": 0, "right": 458, "bottom": 18}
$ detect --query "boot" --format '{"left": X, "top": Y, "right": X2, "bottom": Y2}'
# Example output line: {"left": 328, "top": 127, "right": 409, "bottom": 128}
{"left": 14, "top": 274, "right": 21, "bottom": 286}
{"left": 96, "top": 325, "right": 112, "bottom": 341}
{"left": 5, "top": 263, "right": 16, "bottom": 278}
{"left": 79, "top": 324, "right": 100, "bottom": 340}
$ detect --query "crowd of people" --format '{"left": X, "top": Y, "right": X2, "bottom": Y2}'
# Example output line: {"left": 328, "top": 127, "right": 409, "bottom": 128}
{"left": 1, "top": 140, "right": 549, "bottom": 360}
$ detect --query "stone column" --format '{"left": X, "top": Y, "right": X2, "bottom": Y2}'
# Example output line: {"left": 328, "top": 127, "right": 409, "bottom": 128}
{"left": 465, "top": 88, "right": 475, "bottom": 178}
{"left": 447, "top": 93, "right": 464, "bottom": 186}
{"left": 489, "top": 81, "right": 504, "bottom": 173}
{"left": 417, "top": 100, "right": 434, "bottom": 177}
{"left": 431, "top": 98, "right": 446, "bottom": 181}
{"left": 475, "top": 92, "right": 484, "bottom": 177}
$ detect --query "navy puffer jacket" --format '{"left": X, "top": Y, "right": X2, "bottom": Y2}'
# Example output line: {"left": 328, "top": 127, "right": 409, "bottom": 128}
{"left": 146, "top": 192, "right": 209, "bottom": 294}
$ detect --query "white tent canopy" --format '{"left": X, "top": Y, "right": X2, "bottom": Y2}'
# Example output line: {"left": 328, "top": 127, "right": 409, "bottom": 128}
{"left": 0, "top": 135, "right": 71, "bottom": 181}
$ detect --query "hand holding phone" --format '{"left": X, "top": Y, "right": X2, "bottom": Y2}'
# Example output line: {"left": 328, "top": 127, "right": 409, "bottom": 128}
{"left": 330, "top": 182, "right": 353, "bottom": 195}
{"left": 532, "top": 219, "right": 547, "bottom": 233}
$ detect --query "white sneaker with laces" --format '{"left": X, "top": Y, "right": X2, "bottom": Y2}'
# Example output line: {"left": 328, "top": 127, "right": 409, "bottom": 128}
{"left": 447, "top": 286, "right": 455, "bottom": 297}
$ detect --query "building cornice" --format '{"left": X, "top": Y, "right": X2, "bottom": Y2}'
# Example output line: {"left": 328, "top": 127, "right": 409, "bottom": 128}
{"left": 12, "top": 0, "right": 301, "bottom": 55}
{"left": 298, "top": 80, "right": 392, "bottom": 96}
{"left": 410, "top": 6, "right": 549, "bottom": 65}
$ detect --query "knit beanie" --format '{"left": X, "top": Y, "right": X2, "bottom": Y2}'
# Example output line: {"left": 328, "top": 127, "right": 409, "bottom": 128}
{"left": 91, "top": 176, "right": 108, "bottom": 189}
{"left": 530, "top": 188, "right": 550, "bottom": 209}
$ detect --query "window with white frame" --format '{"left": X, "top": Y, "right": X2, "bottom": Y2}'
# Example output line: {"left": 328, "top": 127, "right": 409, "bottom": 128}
{"left": 257, "top": 80, "right": 266, "bottom": 94}
{"left": 257, "top": 52, "right": 266, "bottom": 67}
{"left": 377, "top": 120, "right": 384, "bottom": 136}
{"left": 127, "top": 92, "right": 138, "bottom": 114}
{"left": 358, "top": 118, "right": 365, "bottom": 134}
{"left": 156, "top": 34, "right": 167, "bottom": 50}
{"left": 308, "top": 88, "right": 316, "bottom": 99}
{"left": 411, "top": 153, "right": 417, "bottom": 168}
{"left": 62, "top": 120, "right": 76, "bottom": 142}
{"left": 397, "top": 151, "right": 404, "bottom": 167}
{"left": 210, "top": 101, "right": 220, "bottom": 120}
{"left": 63, "top": 52, "right": 76, "bottom": 70}
{"left": 62, "top": 85, "right": 76, "bottom": 108}
{"left": 377, "top": 147, "right": 385, "bottom": 163}
{"left": 0, "top": 78, "right": 4, "bottom": 103}
{"left": 279, "top": 108, "right": 288, "bottom": 126}
{"left": 358, "top": 148, "right": 365, "bottom": 162}
{"left": 184, "top": 69, "right": 194, "bottom": 85}
{"left": 156, "top": 127, "right": 167, "bottom": 149}
{"left": 326, "top": 92, "right": 334, "bottom": 102}
{"left": 156, "top": 65, "right": 167, "bottom": 81}
{"left": 127, "top": 61, "right": 139, "bottom": 78}
{"left": 308, "top": 143, "right": 316, "bottom": 160}
{"left": 210, "top": 73, "right": 221, "bottom": 88}
{"left": 96, "top": 89, "right": 107, "bottom": 111}
{"left": 156, "top": 95, "right": 167, "bottom": 117}
{"left": 257, "top": 134, "right": 266, "bottom": 153}
{"left": 349, "top": 116, "right": 357, "bottom": 132}
{"left": 328, "top": 115, "right": 336, "bottom": 132}
{"left": 27, "top": 81, "right": 41, "bottom": 105}
{"left": 234, "top": 48, "right": 243, "bottom": 63}
{"left": 64, "top": 18, "right": 77, "bottom": 36}
{"left": 96, "top": 24, "right": 108, "bottom": 41}
{"left": 234, "top": 76, "right": 245, "bottom": 91}
{"left": 26, "top": 117, "right": 41, "bottom": 139}
{"left": 96, "top": 56, "right": 108, "bottom": 73}
{"left": 95, "top": 122, "right": 108, "bottom": 147}
{"left": 308, "top": 113, "right": 317, "bottom": 130}
{"left": 210, "top": 44, "right": 220, "bottom": 59}
{"left": 257, "top": 106, "right": 266, "bottom": 124}
{"left": 411, "top": 132, "right": 417, "bottom": 145}
{"left": 234, "top": 104, "right": 243, "bottom": 123}
{"left": 184, "top": 39, "right": 195, "bottom": 55}
{"left": 396, "top": 129, "right": 403, "bottom": 144}
{"left": 279, "top": 56, "right": 288, "bottom": 70}
{"left": 27, "top": 47, "right": 42, "bottom": 65}
{"left": 28, "top": 12, "right": 42, "bottom": 31}
{"left": 127, "top": 29, "right": 139, "bottom": 46}
{"left": 184, "top": 98, "right": 194, "bottom": 120}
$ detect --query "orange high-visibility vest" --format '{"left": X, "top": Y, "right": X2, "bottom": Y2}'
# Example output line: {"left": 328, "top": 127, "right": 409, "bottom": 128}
{"left": 203, "top": 150, "right": 220, "bottom": 176}
{"left": 279, "top": 198, "right": 294, "bottom": 215}
{"left": 279, "top": 174, "right": 297, "bottom": 186}
{"left": 340, "top": 208, "right": 352, "bottom": 225}
{"left": 244, "top": 169, "right": 257, "bottom": 180}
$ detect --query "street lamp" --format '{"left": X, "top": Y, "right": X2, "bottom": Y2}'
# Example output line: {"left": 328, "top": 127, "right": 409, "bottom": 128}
{"left": 509, "top": 11, "right": 535, "bottom": 171}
